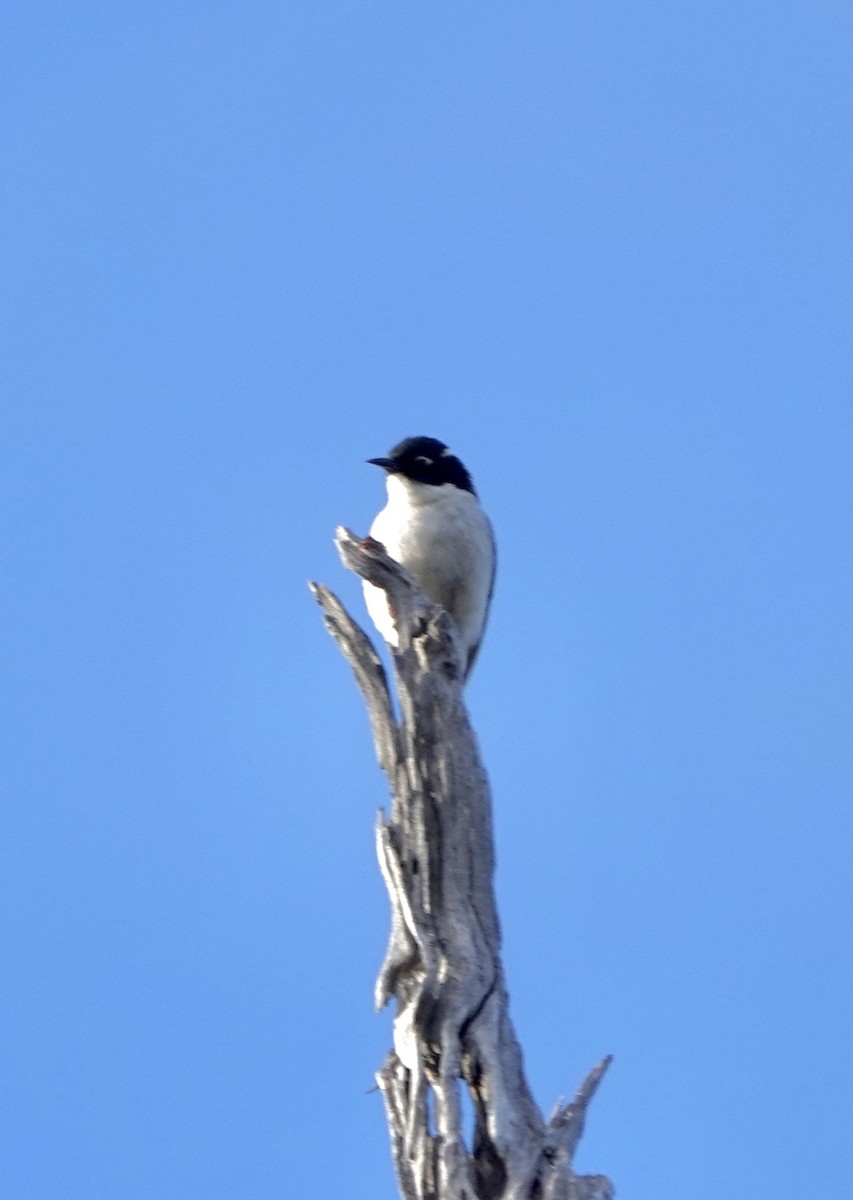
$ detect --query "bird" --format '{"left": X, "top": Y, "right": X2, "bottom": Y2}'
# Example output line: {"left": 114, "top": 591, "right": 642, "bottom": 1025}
{"left": 363, "top": 436, "right": 496, "bottom": 681}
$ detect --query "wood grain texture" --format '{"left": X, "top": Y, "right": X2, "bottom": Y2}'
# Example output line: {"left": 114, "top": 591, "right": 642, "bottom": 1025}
{"left": 311, "top": 527, "right": 613, "bottom": 1200}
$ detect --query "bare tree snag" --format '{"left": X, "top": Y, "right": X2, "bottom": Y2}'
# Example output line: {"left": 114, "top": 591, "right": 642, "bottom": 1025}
{"left": 311, "top": 527, "right": 614, "bottom": 1200}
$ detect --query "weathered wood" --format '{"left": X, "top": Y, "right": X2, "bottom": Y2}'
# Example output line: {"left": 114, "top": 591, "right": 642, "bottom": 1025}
{"left": 311, "top": 527, "right": 613, "bottom": 1200}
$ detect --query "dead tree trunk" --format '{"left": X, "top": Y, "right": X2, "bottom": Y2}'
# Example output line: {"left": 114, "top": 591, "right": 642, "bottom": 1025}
{"left": 311, "top": 527, "right": 613, "bottom": 1200}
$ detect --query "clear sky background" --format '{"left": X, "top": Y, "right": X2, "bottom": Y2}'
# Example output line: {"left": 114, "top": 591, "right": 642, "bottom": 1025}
{"left": 1, "top": 3, "right": 849, "bottom": 1198}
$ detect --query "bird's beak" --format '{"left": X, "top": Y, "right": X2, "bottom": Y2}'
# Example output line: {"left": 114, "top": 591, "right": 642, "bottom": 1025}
{"left": 367, "top": 457, "right": 395, "bottom": 471}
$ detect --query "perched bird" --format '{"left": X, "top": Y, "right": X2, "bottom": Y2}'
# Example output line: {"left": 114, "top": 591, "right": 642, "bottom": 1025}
{"left": 363, "top": 436, "right": 496, "bottom": 680}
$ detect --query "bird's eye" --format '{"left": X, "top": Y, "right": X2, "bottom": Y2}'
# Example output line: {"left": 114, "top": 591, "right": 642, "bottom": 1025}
{"left": 415, "top": 455, "right": 433, "bottom": 466}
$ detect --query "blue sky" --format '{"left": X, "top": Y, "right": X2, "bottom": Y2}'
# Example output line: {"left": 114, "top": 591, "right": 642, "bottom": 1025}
{"left": 1, "top": 3, "right": 849, "bottom": 1198}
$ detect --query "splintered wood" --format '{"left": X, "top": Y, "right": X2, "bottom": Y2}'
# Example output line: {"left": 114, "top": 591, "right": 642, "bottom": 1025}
{"left": 311, "top": 528, "right": 613, "bottom": 1200}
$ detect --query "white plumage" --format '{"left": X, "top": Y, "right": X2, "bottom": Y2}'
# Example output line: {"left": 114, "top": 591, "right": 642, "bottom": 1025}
{"left": 363, "top": 439, "right": 495, "bottom": 680}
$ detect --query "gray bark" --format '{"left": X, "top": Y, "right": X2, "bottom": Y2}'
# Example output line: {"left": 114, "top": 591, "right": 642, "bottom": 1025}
{"left": 311, "top": 528, "right": 613, "bottom": 1200}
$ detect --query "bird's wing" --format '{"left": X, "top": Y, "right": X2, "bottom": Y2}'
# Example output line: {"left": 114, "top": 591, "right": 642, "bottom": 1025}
{"left": 463, "top": 519, "right": 497, "bottom": 681}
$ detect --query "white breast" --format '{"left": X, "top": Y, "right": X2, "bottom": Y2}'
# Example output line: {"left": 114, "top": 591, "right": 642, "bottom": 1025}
{"left": 363, "top": 474, "right": 495, "bottom": 673}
